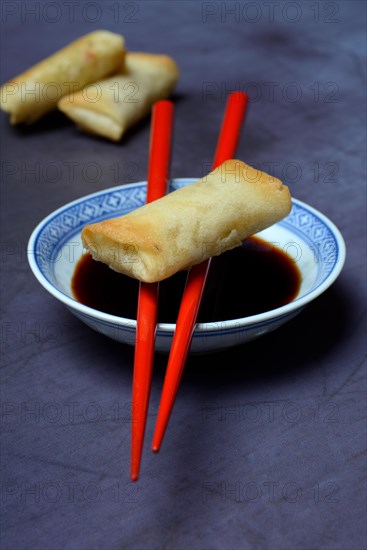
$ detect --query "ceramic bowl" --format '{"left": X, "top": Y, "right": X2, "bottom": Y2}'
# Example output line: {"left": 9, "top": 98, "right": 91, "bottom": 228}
{"left": 28, "top": 179, "right": 346, "bottom": 353}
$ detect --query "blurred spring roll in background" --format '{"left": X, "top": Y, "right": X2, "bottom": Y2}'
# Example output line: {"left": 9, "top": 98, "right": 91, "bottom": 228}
{"left": 0, "top": 31, "right": 125, "bottom": 124}
{"left": 58, "top": 52, "right": 179, "bottom": 141}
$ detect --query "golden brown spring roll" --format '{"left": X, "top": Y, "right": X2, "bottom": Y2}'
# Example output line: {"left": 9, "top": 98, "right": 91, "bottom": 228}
{"left": 0, "top": 31, "right": 125, "bottom": 124}
{"left": 82, "top": 160, "right": 292, "bottom": 283}
{"left": 58, "top": 52, "right": 179, "bottom": 141}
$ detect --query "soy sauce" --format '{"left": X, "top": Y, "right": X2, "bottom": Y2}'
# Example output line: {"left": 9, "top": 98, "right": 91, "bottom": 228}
{"left": 71, "top": 237, "right": 301, "bottom": 322}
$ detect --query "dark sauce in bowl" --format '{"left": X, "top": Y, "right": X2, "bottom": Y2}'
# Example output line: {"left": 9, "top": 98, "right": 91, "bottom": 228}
{"left": 72, "top": 236, "right": 301, "bottom": 323}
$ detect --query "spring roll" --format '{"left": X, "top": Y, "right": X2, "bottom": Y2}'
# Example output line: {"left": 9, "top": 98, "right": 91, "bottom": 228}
{"left": 0, "top": 31, "right": 125, "bottom": 124}
{"left": 82, "top": 160, "right": 292, "bottom": 283}
{"left": 58, "top": 52, "right": 179, "bottom": 141}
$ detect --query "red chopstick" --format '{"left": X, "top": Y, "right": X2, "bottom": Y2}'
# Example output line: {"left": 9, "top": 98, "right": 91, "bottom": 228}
{"left": 131, "top": 100, "right": 174, "bottom": 481}
{"left": 152, "top": 91, "right": 249, "bottom": 452}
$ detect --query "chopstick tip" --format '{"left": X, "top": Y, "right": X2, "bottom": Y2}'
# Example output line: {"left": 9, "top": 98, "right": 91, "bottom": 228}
{"left": 130, "top": 471, "right": 139, "bottom": 482}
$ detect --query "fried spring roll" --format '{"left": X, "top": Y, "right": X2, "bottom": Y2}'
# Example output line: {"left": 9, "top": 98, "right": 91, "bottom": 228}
{"left": 58, "top": 52, "right": 179, "bottom": 141}
{"left": 0, "top": 31, "right": 125, "bottom": 124}
{"left": 82, "top": 160, "right": 292, "bottom": 283}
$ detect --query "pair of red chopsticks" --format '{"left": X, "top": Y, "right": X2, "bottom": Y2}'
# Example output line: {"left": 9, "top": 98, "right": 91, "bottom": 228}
{"left": 131, "top": 92, "right": 249, "bottom": 481}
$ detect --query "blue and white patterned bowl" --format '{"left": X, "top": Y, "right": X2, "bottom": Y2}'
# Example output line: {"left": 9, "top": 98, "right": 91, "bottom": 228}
{"left": 28, "top": 179, "right": 346, "bottom": 353}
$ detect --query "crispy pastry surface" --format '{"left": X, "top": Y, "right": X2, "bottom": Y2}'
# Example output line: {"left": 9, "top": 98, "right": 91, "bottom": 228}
{"left": 58, "top": 52, "right": 179, "bottom": 141}
{"left": 82, "top": 160, "right": 292, "bottom": 283}
{"left": 0, "top": 31, "right": 125, "bottom": 124}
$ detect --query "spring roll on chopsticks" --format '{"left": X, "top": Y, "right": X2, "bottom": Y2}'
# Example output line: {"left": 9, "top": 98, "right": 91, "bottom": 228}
{"left": 0, "top": 31, "right": 125, "bottom": 124}
{"left": 82, "top": 160, "right": 292, "bottom": 283}
{"left": 58, "top": 52, "right": 179, "bottom": 141}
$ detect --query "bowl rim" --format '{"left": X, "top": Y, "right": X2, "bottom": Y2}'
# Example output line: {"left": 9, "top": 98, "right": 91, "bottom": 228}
{"left": 28, "top": 179, "right": 346, "bottom": 334}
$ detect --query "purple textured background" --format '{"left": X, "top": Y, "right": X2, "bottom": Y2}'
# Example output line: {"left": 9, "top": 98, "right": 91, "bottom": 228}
{"left": 1, "top": 1, "right": 366, "bottom": 549}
